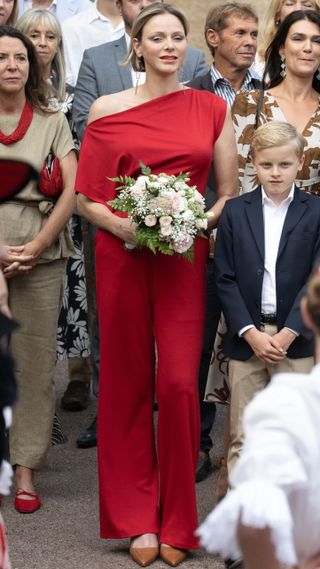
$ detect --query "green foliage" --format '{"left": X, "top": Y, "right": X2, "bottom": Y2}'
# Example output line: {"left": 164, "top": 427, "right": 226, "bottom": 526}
{"left": 139, "top": 162, "right": 152, "bottom": 176}
{"left": 182, "top": 245, "right": 195, "bottom": 263}
{"left": 135, "top": 226, "right": 160, "bottom": 254}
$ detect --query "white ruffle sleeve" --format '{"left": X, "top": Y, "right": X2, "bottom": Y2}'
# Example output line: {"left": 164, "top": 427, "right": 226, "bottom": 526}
{"left": 197, "top": 375, "right": 316, "bottom": 566}
{"left": 197, "top": 480, "right": 297, "bottom": 566}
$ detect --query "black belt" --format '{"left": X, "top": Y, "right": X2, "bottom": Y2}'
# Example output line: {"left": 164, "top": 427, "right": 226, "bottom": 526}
{"left": 261, "top": 313, "right": 277, "bottom": 325}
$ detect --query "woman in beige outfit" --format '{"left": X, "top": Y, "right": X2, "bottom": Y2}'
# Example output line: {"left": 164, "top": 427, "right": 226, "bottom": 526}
{"left": 0, "top": 26, "right": 77, "bottom": 512}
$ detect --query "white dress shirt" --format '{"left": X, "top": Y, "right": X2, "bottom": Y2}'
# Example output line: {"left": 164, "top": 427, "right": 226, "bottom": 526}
{"left": 261, "top": 184, "right": 294, "bottom": 313}
{"left": 125, "top": 33, "right": 146, "bottom": 88}
{"left": 239, "top": 185, "right": 295, "bottom": 336}
{"left": 23, "top": 0, "right": 57, "bottom": 12}
{"left": 62, "top": 1, "right": 124, "bottom": 86}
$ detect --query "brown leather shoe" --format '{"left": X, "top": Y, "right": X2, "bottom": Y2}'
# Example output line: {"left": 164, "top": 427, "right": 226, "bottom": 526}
{"left": 129, "top": 546, "right": 159, "bottom": 567}
{"left": 160, "top": 545, "right": 187, "bottom": 566}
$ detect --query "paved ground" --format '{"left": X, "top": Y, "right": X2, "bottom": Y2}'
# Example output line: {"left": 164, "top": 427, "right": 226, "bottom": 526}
{"left": 4, "top": 362, "right": 225, "bottom": 569}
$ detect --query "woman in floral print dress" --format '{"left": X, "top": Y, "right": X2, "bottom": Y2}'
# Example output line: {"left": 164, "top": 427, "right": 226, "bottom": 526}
{"left": 232, "top": 10, "right": 320, "bottom": 196}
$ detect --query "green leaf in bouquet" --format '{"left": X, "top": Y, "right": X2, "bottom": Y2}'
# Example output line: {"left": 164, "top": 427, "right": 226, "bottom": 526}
{"left": 139, "top": 161, "right": 152, "bottom": 176}
{"left": 182, "top": 244, "right": 195, "bottom": 263}
{"left": 135, "top": 226, "right": 158, "bottom": 254}
{"left": 158, "top": 241, "right": 174, "bottom": 256}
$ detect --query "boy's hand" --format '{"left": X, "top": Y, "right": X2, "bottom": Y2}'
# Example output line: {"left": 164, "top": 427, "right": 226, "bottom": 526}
{"left": 271, "top": 328, "right": 296, "bottom": 353}
{"left": 243, "top": 328, "right": 286, "bottom": 364}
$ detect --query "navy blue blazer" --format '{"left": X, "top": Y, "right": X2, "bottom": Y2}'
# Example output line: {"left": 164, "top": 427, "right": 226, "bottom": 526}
{"left": 214, "top": 186, "right": 320, "bottom": 360}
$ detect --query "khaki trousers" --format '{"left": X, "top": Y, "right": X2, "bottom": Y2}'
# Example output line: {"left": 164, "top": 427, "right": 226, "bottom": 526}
{"left": 228, "top": 323, "right": 314, "bottom": 474}
{"left": 9, "top": 259, "right": 66, "bottom": 470}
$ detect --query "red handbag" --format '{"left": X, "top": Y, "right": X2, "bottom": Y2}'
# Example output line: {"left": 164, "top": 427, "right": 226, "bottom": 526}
{"left": 39, "top": 152, "right": 63, "bottom": 198}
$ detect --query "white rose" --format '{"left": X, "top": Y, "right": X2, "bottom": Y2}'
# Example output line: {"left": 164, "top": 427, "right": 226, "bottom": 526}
{"left": 171, "top": 194, "right": 187, "bottom": 214}
{"left": 159, "top": 215, "right": 172, "bottom": 227}
{"left": 161, "top": 189, "right": 176, "bottom": 199}
{"left": 135, "top": 176, "right": 149, "bottom": 189}
{"left": 182, "top": 210, "right": 194, "bottom": 222}
{"left": 194, "top": 190, "right": 204, "bottom": 204}
{"left": 160, "top": 225, "right": 173, "bottom": 237}
{"left": 174, "top": 181, "right": 188, "bottom": 192}
{"left": 196, "top": 218, "right": 208, "bottom": 230}
{"left": 158, "top": 175, "right": 170, "bottom": 185}
{"left": 145, "top": 215, "right": 157, "bottom": 227}
{"left": 172, "top": 234, "right": 193, "bottom": 254}
{"left": 131, "top": 184, "right": 144, "bottom": 199}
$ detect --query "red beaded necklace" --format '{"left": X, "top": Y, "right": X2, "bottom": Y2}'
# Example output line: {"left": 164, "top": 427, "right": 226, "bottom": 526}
{"left": 0, "top": 101, "right": 33, "bottom": 146}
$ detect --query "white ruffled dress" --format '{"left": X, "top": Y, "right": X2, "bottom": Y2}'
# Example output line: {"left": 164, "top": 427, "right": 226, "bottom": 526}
{"left": 197, "top": 364, "right": 320, "bottom": 566}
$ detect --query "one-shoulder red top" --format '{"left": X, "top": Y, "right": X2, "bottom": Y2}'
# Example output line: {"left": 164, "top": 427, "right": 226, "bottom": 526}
{"left": 76, "top": 89, "right": 227, "bottom": 204}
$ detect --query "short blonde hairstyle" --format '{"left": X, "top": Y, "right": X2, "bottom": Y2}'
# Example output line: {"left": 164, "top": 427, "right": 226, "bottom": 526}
{"left": 6, "top": 0, "right": 19, "bottom": 26}
{"left": 16, "top": 8, "right": 66, "bottom": 100}
{"left": 251, "top": 122, "right": 306, "bottom": 159}
{"left": 126, "top": 2, "right": 189, "bottom": 72}
{"left": 258, "top": 0, "right": 320, "bottom": 62}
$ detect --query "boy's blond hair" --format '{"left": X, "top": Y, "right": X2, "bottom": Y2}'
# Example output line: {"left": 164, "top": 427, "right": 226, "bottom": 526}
{"left": 251, "top": 122, "right": 306, "bottom": 159}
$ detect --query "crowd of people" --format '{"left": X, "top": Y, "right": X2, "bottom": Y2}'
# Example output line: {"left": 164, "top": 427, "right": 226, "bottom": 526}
{"left": 1, "top": 0, "right": 320, "bottom": 568}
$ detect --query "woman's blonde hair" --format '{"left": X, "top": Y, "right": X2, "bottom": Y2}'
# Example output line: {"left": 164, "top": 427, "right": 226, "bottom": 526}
{"left": 126, "top": 2, "right": 189, "bottom": 72}
{"left": 16, "top": 9, "right": 66, "bottom": 100}
{"left": 6, "top": 0, "right": 19, "bottom": 26}
{"left": 251, "top": 121, "right": 306, "bottom": 159}
{"left": 258, "top": 0, "right": 320, "bottom": 63}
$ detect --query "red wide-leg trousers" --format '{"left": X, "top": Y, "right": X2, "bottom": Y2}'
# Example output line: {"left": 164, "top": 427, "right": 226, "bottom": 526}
{"left": 95, "top": 231, "right": 208, "bottom": 549}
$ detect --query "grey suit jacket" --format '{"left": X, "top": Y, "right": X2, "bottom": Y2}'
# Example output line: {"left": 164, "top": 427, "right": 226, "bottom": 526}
{"left": 73, "top": 34, "right": 208, "bottom": 140}
{"left": 18, "top": 0, "right": 92, "bottom": 22}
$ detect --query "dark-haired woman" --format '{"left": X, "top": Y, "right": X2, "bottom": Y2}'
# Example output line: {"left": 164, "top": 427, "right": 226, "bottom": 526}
{"left": 0, "top": 26, "right": 77, "bottom": 512}
{"left": 233, "top": 10, "right": 320, "bottom": 194}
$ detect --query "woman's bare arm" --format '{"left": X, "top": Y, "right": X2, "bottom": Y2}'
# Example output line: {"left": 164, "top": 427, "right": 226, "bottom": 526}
{"left": 208, "top": 110, "right": 239, "bottom": 229}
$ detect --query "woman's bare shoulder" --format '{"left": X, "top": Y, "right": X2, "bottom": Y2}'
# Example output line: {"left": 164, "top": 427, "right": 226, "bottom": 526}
{"left": 88, "top": 89, "right": 137, "bottom": 124}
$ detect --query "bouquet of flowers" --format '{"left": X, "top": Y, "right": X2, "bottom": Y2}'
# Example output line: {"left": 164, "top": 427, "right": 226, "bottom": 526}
{"left": 108, "top": 162, "right": 210, "bottom": 262}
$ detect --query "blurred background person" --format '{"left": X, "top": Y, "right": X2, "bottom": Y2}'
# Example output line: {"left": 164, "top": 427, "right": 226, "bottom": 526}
{"left": 0, "top": 0, "right": 18, "bottom": 26}
{"left": 17, "top": 0, "right": 92, "bottom": 24}
{"left": 0, "top": 26, "right": 77, "bottom": 513}
{"left": 62, "top": 0, "right": 124, "bottom": 87}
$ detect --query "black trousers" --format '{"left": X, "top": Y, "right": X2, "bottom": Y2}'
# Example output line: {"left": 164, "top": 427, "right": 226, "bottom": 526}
{"left": 198, "top": 258, "right": 221, "bottom": 453}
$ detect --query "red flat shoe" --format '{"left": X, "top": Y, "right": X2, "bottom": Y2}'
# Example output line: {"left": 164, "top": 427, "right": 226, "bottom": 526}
{"left": 14, "top": 489, "right": 41, "bottom": 514}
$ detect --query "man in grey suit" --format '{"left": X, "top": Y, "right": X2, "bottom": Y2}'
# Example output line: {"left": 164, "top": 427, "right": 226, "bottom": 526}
{"left": 72, "top": 0, "right": 207, "bottom": 448}
{"left": 18, "top": 0, "right": 92, "bottom": 23}
{"left": 73, "top": 0, "right": 207, "bottom": 139}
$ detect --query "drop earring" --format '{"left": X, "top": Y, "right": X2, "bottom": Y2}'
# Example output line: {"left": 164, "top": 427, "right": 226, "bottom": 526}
{"left": 280, "top": 55, "right": 286, "bottom": 78}
{"left": 135, "top": 56, "right": 144, "bottom": 95}
{"left": 317, "top": 66, "right": 320, "bottom": 80}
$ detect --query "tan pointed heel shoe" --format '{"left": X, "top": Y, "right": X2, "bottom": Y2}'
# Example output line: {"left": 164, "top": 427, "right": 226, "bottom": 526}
{"left": 129, "top": 546, "right": 159, "bottom": 567}
{"left": 160, "top": 545, "right": 187, "bottom": 566}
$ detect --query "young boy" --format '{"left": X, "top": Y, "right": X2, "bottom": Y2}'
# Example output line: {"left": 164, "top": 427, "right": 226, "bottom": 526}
{"left": 214, "top": 121, "right": 320, "bottom": 473}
